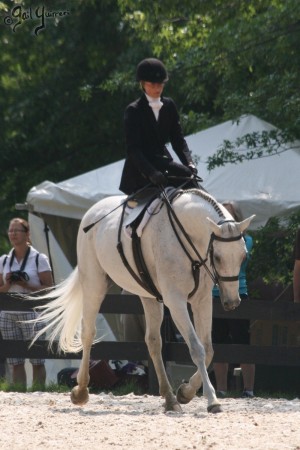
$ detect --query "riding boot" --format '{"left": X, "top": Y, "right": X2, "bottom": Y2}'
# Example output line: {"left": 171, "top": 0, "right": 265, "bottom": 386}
{"left": 127, "top": 187, "right": 160, "bottom": 209}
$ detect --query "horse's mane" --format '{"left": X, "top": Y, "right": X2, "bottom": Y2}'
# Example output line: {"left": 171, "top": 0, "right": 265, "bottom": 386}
{"left": 172, "top": 188, "right": 226, "bottom": 220}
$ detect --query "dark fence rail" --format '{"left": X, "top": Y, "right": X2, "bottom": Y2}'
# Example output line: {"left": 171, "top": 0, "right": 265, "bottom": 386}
{"left": 1, "top": 293, "right": 300, "bottom": 393}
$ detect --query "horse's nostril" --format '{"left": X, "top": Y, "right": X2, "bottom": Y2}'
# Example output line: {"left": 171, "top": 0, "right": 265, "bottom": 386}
{"left": 222, "top": 300, "right": 238, "bottom": 312}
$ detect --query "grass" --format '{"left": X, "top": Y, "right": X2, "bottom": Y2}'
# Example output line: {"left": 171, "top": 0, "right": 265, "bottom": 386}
{"left": 0, "top": 376, "right": 147, "bottom": 396}
{"left": 0, "top": 377, "right": 298, "bottom": 399}
{"left": 0, "top": 378, "right": 70, "bottom": 393}
{"left": 197, "top": 389, "right": 298, "bottom": 400}
{"left": 253, "top": 390, "right": 299, "bottom": 400}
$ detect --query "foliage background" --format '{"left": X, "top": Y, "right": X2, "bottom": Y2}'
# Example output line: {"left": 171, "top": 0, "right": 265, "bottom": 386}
{"left": 0, "top": 0, "right": 299, "bottom": 286}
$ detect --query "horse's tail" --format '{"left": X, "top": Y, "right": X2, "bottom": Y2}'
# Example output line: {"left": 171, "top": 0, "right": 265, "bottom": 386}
{"left": 31, "top": 266, "right": 84, "bottom": 353}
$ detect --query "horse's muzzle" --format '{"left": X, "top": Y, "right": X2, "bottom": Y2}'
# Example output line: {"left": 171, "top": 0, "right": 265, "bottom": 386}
{"left": 222, "top": 297, "right": 241, "bottom": 311}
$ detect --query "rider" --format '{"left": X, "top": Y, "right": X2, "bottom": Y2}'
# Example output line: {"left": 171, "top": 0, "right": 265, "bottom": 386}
{"left": 119, "top": 57, "right": 200, "bottom": 196}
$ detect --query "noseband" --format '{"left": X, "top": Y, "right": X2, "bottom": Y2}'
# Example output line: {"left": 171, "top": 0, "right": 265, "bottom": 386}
{"left": 207, "top": 221, "right": 243, "bottom": 284}
{"left": 166, "top": 207, "right": 243, "bottom": 295}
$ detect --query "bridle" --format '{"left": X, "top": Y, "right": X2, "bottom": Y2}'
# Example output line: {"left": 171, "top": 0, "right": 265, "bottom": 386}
{"left": 207, "top": 222, "right": 243, "bottom": 284}
{"left": 116, "top": 183, "right": 244, "bottom": 302}
{"left": 163, "top": 192, "right": 243, "bottom": 298}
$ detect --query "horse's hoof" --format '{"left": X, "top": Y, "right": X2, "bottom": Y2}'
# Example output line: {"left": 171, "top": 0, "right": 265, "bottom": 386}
{"left": 176, "top": 383, "right": 194, "bottom": 405}
{"left": 164, "top": 400, "right": 183, "bottom": 413}
{"left": 70, "top": 386, "right": 89, "bottom": 406}
{"left": 207, "top": 403, "right": 222, "bottom": 414}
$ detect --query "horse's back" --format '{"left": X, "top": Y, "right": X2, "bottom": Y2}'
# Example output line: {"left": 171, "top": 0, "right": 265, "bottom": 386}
{"left": 77, "top": 194, "right": 126, "bottom": 268}
{"left": 80, "top": 195, "right": 126, "bottom": 228}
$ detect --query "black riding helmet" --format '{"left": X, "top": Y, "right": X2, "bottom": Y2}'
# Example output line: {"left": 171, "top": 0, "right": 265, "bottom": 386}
{"left": 136, "top": 58, "right": 168, "bottom": 83}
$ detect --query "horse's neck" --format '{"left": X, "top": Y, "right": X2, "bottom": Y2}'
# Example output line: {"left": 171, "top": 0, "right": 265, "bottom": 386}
{"left": 175, "top": 190, "right": 225, "bottom": 226}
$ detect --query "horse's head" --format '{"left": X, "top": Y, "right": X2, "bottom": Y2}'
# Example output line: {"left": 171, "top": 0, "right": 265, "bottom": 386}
{"left": 206, "top": 214, "right": 255, "bottom": 311}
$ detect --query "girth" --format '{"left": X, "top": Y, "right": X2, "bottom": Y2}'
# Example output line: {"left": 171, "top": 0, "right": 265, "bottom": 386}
{"left": 116, "top": 188, "right": 203, "bottom": 302}
{"left": 117, "top": 194, "right": 164, "bottom": 301}
{"left": 131, "top": 230, "right": 163, "bottom": 301}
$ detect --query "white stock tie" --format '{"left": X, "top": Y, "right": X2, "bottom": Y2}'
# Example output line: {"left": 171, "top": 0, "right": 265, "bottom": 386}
{"left": 148, "top": 99, "right": 163, "bottom": 121}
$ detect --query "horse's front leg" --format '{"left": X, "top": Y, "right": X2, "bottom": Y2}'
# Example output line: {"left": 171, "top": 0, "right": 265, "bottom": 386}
{"left": 166, "top": 296, "right": 221, "bottom": 413}
{"left": 140, "top": 297, "right": 182, "bottom": 413}
{"left": 176, "top": 293, "right": 218, "bottom": 408}
{"left": 191, "top": 291, "right": 215, "bottom": 373}
{"left": 71, "top": 296, "right": 103, "bottom": 406}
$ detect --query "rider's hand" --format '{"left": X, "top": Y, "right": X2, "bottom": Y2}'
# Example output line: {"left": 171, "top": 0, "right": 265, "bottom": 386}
{"left": 149, "top": 171, "right": 167, "bottom": 186}
{"left": 188, "top": 164, "right": 198, "bottom": 175}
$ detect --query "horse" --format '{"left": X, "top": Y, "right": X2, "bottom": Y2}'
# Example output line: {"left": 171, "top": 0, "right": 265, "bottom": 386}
{"left": 30, "top": 187, "right": 255, "bottom": 414}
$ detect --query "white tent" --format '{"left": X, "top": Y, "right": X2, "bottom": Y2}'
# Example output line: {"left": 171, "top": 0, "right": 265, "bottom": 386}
{"left": 186, "top": 114, "right": 300, "bottom": 229}
{"left": 26, "top": 114, "right": 300, "bottom": 256}
{"left": 25, "top": 114, "right": 300, "bottom": 277}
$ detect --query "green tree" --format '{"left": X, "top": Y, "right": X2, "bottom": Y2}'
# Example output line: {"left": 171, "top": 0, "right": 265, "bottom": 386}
{"left": 248, "top": 210, "right": 300, "bottom": 287}
{"left": 117, "top": 0, "right": 300, "bottom": 151}
{"left": 0, "top": 0, "right": 299, "bottom": 287}
{"left": 0, "top": 0, "right": 140, "bottom": 251}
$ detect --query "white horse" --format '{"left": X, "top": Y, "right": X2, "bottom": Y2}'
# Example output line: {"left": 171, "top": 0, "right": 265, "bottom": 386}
{"left": 31, "top": 188, "right": 254, "bottom": 413}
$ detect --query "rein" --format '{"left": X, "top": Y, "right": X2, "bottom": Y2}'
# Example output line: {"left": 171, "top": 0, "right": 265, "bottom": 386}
{"left": 161, "top": 192, "right": 243, "bottom": 295}
{"left": 161, "top": 189, "right": 210, "bottom": 298}
{"left": 115, "top": 177, "right": 243, "bottom": 301}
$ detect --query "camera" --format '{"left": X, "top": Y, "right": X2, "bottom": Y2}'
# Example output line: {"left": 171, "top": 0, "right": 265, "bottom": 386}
{"left": 9, "top": 270, "right": 29, "bottom": 282}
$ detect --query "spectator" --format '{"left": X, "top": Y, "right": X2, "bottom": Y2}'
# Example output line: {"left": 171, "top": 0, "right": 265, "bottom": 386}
{"left": 293, "top": 228, "right": 300, "bottom": 303}
{"left": 212, "top": 202, "right": 255, "bottom": 398}
{"left": 0, "top": 218, "right": 54, "bottom": 388}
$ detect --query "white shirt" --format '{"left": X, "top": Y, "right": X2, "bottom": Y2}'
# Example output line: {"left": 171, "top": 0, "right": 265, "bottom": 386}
{"left": 145, "top": 94, "right": 163, "bottom": 121}
{"left": 0, "top": 246, "right": 51, "bottom": 294}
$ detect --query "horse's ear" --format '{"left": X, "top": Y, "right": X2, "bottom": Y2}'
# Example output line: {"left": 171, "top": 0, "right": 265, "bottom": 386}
{"left": 206, "top": 217, "right": 222, "bottom": 237}
{"left": 238, "top": 215, "right": 256, "bottom": 233}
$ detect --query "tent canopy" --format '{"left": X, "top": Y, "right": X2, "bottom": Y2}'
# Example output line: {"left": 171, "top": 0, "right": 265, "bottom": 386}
{"left": 26, "top": 114, "right": 300, "bottom": 273}
{"left": 27, "top": 114, "right": 300, "bottom": 229}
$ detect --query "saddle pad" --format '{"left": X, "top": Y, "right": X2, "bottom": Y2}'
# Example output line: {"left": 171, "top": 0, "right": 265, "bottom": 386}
{"left": 124, "top": 187, "right": 159, "bottom": 227}
{"left": 124, "top": 187, "right": 177, "bottom": 236}
{"left": 135, "top": 198, "right": 162, "bottom": 237}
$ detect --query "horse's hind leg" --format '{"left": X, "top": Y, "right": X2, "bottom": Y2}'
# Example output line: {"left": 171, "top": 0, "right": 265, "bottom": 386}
{"left": 71, "top": 270, "right": 110, "bottom": 406}
{"left": 140, "top": 297, "right": 182, "bottom": 413}
{"left": 71, "top": 297, "right": 103, "bottom": 405}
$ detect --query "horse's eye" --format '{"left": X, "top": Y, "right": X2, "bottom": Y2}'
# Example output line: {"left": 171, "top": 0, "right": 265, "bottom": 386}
{"left": 214, "top": 255, "right": 221, "bottom": 264}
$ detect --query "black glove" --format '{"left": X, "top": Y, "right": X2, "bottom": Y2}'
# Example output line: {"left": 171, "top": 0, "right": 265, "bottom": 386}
{"left": 188, "top": 164, "right": 198, "bottom": 175}
{"left": 149, "top": 170, "right": 167, "bottom": 186}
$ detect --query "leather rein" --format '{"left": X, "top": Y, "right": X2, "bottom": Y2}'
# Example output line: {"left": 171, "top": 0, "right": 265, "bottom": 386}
{"left": 162, "top": 191, "right": 242, "bottom": 298}
{"left": 117, "top": 188, "right": 243, "bottom": 302}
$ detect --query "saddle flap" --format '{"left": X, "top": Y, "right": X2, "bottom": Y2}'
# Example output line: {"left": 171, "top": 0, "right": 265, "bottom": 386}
{"left": 124, "top": 188, "right": 159, "bottom": 227}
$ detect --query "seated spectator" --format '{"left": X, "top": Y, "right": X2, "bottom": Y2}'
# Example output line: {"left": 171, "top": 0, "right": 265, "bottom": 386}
{"left": 212, "top": 202, "right": 255, "bottom": 398}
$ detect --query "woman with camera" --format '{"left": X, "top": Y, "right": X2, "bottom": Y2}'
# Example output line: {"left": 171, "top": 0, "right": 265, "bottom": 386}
{"left": 0, "top": 217, "right": 53, "bottom": 388}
